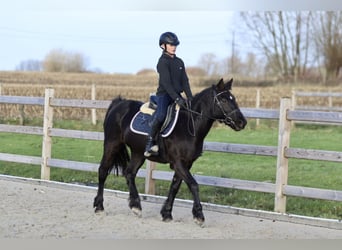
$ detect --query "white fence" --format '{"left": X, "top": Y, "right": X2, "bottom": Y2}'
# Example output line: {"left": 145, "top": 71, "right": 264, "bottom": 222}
{"left": 0, "top": 89, "right": 342, "bottom": 215}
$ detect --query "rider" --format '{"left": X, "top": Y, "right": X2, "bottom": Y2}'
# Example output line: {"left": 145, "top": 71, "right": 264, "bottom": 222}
{"left": 144, "top": 31, "right": 193, "bottom": 157}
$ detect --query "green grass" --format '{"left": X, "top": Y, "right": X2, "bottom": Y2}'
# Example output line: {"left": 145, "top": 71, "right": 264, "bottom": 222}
{"left": 0, "top": 119, "right": 341, "bottom": 219}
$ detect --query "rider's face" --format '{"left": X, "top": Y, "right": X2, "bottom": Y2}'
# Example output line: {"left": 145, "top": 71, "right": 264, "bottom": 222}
{"left": 165, "top": 44, "right": 177, "bottom": 55}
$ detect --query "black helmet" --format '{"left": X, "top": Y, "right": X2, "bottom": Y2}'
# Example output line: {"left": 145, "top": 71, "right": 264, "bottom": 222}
{"left": 159, "top": 32, "right": 180, "bottom": 46}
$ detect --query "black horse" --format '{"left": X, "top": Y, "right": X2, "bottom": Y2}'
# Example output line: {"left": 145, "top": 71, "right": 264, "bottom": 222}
{"left": 93, "top": 78, "right": 247, "bottom": 226}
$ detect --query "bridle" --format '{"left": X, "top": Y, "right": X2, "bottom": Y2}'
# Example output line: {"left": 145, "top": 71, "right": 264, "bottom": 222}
{"left": 212, "top": 90, "right": 240, "bottom": 127}
{"left": 183, "top": 89, "right": 240, "bottom": 136}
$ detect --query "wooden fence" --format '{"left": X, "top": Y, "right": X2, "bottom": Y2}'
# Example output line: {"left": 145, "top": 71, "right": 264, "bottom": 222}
{"left": 0, "top": 88, "right": 342, "bottom": 215}
{"left": 292, "top": 90, "right": 342, "bottom": 112}
{"left": 0, "top": 83, "right": 280, "bottom": 125}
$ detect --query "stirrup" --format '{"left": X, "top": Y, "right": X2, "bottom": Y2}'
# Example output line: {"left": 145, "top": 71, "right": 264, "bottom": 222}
{"left": 144, "top": 145, "right": 159, "bottom": 157}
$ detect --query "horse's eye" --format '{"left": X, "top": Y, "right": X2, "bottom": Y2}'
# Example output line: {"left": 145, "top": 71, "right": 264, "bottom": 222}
{"left": 229, "top": 95, "right": 233, "bottom": 100}
{"left": 221, "top": 98, "right": 228, "bottom": 103}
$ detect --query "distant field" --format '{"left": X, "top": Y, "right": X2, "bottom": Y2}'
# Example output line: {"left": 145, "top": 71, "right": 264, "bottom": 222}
{"left": 1, "top": 71, "right": 341, "bottom": 122}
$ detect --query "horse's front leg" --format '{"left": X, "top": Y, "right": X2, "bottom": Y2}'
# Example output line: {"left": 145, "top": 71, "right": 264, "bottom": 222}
{"left": 160, "top": 172, "right": 183, "bottom": 222}
{"left": 187, "top": 179, "right": 205, "bottom": 226}
{"left": 173, "top": 163, "right": 205, "bottom": 226}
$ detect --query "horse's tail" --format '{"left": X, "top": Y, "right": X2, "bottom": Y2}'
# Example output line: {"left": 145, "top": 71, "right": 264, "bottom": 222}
{"left": 104, "top": 96, "right": 123, "bottom": 125}
{"left": 112, "top": 143, "right": 130, "bottom": 176}
{"left": 103, "top": 96, "right": 130, "bottom": 176}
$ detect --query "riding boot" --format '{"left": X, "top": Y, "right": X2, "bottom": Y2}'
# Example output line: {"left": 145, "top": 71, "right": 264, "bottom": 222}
{"left": 144, "top": 118, "right": 161, "bottom": 157}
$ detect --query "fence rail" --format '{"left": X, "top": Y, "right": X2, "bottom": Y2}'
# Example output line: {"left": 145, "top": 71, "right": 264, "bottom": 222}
{"left": 292, "top": 90, "right": 342, "bottom": 112}
{"left": 0, "top": 83, "right": 292, "bottom": 126}
{"left": 1, "top": 89, "right": 342, "bottom": 216}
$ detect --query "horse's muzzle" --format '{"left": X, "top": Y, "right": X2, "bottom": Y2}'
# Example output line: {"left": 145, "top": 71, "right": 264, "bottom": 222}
{"left": 225, "top": 113, "right": 247, "bottom": 131}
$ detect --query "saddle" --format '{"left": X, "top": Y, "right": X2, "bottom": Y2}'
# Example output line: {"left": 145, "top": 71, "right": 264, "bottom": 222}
{"left": 130, "top": 95, "right": 180, "bottom": 137}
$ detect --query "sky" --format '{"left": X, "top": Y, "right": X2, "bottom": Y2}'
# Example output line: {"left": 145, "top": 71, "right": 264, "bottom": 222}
{"left": 0, "top": 0, "right": 339, "bottom": 74}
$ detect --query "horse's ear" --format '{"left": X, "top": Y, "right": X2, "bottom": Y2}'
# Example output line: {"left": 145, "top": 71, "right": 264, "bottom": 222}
{"left": 216, "top": 78, "right": 225, "bottom": 91}
{"left": 225, "top": 78, "right": 233, "bottom": 90}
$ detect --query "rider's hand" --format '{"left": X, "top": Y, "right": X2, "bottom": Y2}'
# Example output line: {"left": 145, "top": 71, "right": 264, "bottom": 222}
{"left": 175, "top": 97, "right": 186, "bottom": 107}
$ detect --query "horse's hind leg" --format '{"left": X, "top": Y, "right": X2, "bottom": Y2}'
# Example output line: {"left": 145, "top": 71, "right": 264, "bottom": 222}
{"left": 93, "top": 142, "right": 117, "bottom": 213}
{"left": 124, "top": 152, "right": 145, "bottom": 216}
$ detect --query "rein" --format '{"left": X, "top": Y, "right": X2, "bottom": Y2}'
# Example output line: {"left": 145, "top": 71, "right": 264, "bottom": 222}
{"left": 182, "top": 90, "right": 239, "bottom": 136}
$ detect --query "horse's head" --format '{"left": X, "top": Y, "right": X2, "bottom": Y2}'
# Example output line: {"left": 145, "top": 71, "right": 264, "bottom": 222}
{"left": 211, "top": 78, "right": 247, "bottom": 131}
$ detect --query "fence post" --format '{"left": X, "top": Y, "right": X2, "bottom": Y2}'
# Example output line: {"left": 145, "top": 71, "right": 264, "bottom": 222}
{"left": 291, "top": 89, "right": 296, "bottom": 110}
{"left": 145, "top": 160, "right": 156, "bottom": 195}
{"left": 291, "top": 89, "right": 296, "bottom": 127}
{"left": 19, "top": 105, "right": 25, "bottom": 125}
{"left": 274, "top": 97, "right": 291, "bottom": 213}
{"left": 328, "top": 90, "right": 333, "bottom": 110}
{"left": 91, "top": 84, "right": 97, "bottom": 125}
{"left": 255, "top": 88, "right": 260, "bottom": 127}
{"left": 41, "top": 88, "right": 54, "bottom": 180}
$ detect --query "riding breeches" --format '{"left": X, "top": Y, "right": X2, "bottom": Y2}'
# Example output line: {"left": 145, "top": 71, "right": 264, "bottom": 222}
{"left": 152, "top": 93, "right": 173, "bottom": 123}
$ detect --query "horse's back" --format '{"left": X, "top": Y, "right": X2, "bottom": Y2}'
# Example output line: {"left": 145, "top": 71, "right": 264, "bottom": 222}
{"left": 104, "top": 97, "right": 142, "bottom": 138}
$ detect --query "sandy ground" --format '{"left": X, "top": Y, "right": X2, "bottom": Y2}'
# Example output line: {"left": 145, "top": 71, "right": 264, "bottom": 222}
{"left": 0, "top": 176, "right": 341, "bottom": 239}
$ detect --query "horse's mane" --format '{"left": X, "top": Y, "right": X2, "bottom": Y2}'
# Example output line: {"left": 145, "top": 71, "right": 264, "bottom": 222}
{"left": 192, "top": 85, "right": 212, "bottom": 107}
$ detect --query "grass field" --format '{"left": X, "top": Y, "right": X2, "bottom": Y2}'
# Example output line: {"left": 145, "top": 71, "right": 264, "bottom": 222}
{"left": 0, "top": 119, "right": 341, "bottom": 219}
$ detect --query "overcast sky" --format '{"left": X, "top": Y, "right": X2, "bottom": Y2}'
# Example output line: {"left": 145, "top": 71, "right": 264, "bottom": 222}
{"left": 0, "top": 0, "right": 339, "bottom": 74}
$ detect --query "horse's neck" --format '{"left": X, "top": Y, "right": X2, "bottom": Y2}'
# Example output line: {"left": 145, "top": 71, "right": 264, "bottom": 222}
{"left": 191, "top": 98, "right": 215, "bottom": 141}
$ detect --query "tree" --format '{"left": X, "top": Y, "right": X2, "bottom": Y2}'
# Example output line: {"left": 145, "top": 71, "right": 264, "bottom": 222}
{"left": 197, "top": 52, "right": 264, "bottom": 78}
{"left": 240, "top": 11, "right": 312, "bottom": 82}
{"left": 312, "top": 11, "right": 342, "bottom": 83}
{"left": 242, "top": 52, "right": 264, "bottom": 78}
{"left": 197, "top": 53, "right": 220, "bottom": 76}
{"left": 16, "top": 59, "right": 42, "bottom": 71}
{"left": 42, "top": 48, "right": 89, "bottom": 72}
{"left": 226, "top": 50, "right": 244, "bottom": 75}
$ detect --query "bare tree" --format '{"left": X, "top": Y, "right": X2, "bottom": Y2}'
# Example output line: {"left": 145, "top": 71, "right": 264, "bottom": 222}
{"left": 16, "top": 59, "right": 42, "bottom": 71}
{"left": 240, "top": 11, "right": 312, "bottom": 82}
{"left": 226, "top": 50, "right": 244, "bottom": 75}
{"left": 241, "top": 52, "right": 264, "bottom": 77}
{"left": 197, "top": 51, "right": 264, "bottom": 78}
{"left": 42, "top": 48, "right": 89, "bottom": 72}
{"left": 197, "top": 53, "right": 220, "bottom": 76}
{"left": 312, "top": 11, "right": 342, "bottom": 83}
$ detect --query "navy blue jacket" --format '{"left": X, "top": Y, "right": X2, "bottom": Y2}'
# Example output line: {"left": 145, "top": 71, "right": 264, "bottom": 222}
{"left": 156, "top": 53, "right": 193, "bottom": 101}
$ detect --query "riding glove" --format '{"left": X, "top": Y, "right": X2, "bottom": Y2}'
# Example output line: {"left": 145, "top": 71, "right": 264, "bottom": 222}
{"left": 175, "top": 97, "right": 186, "bottom": 107}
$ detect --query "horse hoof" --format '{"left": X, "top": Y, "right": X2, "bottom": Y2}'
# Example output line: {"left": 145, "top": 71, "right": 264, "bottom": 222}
{"left": 194, "top": 218, "right": 205, "bottom": 227}
{"left": 95, "top": 211, "right": 106, "bottom": 217}
{"left": 162, "top": 217, "right": 173, "bottom": 223}
{"left": 94, "top": 208, "right": 104, "bottom": 214}
{"left": 131, "top": 207, "right": 142, "bottom": 218}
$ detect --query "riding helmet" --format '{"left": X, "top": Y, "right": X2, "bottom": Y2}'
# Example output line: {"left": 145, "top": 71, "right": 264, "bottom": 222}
{"left": 159, "top": 32, "right": 180, "bottom": 46}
